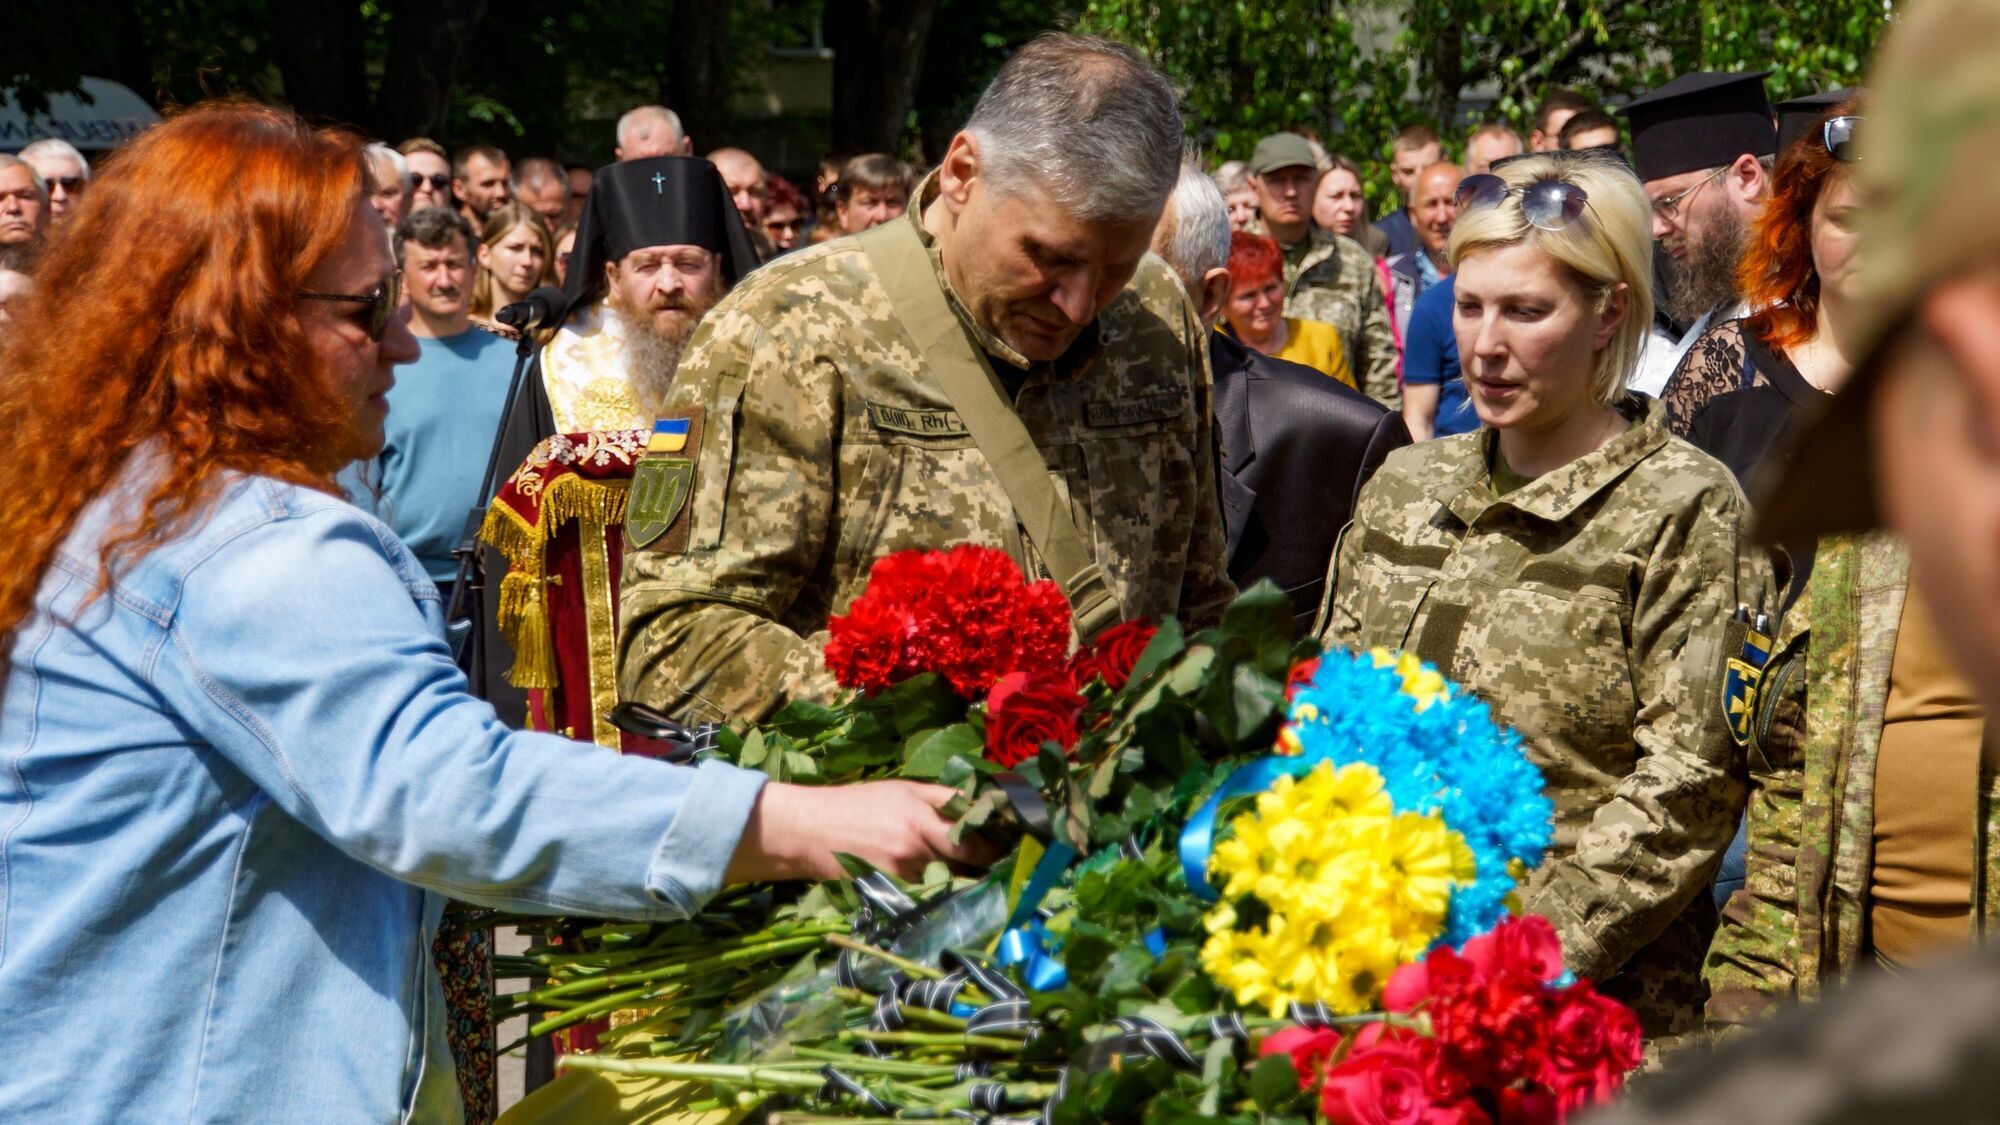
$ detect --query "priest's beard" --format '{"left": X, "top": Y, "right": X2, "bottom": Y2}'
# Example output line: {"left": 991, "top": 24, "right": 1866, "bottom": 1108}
{"left": 605, "top": 296, "right": 702, "bottom": 419}
{"left": 1659, "top": 206, "right": 1746, "bottom": 328}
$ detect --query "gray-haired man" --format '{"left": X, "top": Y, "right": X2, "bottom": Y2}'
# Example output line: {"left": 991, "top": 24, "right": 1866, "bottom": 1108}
{"left": 618, "top": 33, "right": 1237, "bottom": 725}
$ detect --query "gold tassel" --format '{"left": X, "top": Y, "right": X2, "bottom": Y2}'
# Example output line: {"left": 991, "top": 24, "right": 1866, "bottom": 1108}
{"left": 497, "top": 570, "right": 559, "bottom": 690}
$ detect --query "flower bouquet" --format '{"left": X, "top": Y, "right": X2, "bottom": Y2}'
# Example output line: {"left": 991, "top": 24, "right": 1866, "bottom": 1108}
{"left": 488, "top": 546, "right": 1641, "bottom": 1123}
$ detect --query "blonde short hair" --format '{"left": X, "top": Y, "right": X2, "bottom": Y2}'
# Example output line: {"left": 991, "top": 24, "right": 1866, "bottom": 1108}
{"left": 1447, "top": 152, "right": 1654, "bottom": 406}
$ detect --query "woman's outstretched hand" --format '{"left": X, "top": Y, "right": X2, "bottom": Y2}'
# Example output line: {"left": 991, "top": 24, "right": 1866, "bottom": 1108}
{"left": 724, "top": 780, "right": 1001, "bottom": 883}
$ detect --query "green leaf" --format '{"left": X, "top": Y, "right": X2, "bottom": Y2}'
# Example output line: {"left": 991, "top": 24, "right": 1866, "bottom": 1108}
{"left": 1127, "top": 617, "right": 1185, "bottom": 686}
{"left": 1218, "top": 579, "right": 1295, "bottom": 677}
{"left": 1251, "top": 1053, "right": 1305, "bottom": 1112}
{"left": 898, "top": 722, "right": 984, "bottom": 779}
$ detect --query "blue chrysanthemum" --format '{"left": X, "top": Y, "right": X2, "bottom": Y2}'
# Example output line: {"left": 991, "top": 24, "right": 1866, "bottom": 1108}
{"left": 1280, "top": 649, "right": 1553, "bottom": 947}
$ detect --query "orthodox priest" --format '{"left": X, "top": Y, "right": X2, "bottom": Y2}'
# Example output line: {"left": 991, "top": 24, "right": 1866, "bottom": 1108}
{"left": 496, "top": 154, "right": 761, "bottom": 452}
{"left": 476, "top": 155, "right": 760, "bottom": 721}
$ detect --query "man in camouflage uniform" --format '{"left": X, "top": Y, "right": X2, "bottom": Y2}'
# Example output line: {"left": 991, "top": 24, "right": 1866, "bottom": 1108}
{"left": 1595, "top": 1, "right": 2000, "bottom": 1118}
{"left": 616, "top": 34, "right": 1235, "bottom": 726}
{"left": 1703, "top": 534, "right": 1999, "bottom": 1032}
{"left": 1321, "top": 393, "right": 1773, "bottom": 1041}
{"left": 1245, "top": 132, "right": 1401, "bottom": 410}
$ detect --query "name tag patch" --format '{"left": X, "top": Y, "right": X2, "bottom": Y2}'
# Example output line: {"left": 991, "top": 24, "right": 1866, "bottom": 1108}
{"left": 866, "top": 401, "right": 968, "bottom": 437}
{"left": 1085, "top": 393, "right": 1183, "bottom": 428}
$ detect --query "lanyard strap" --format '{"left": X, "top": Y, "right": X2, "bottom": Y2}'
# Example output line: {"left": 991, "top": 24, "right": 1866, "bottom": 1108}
{"left": 857, "top": 219, "right": 1123, "bottom": 641}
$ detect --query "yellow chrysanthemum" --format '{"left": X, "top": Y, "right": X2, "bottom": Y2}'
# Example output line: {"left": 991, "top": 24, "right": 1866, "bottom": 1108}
{"left": 1369, "top": 647, "right": 1451, "bottom": 712}
{"left": 1199, "top": 760, "right": 1473, "bottom": 1017}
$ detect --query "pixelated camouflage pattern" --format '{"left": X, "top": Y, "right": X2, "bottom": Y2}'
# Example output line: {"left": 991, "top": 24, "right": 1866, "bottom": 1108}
{"left": 1321, "top": 396, "right": 1772, "bottom": 1040}
{"left": 1279, "top": 228, "right": 1401, "bottom": 411}
{"left": 616, "top": 198, "right": 1236, "bottom": 726}
{"left": 1705, "top": 534, "right": 2000, "bottom": 1031}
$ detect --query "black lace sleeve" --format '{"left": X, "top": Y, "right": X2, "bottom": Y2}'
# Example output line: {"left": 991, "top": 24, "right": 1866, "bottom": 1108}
{"left": 1659, "top": 318, "right": 1751, "bottom": 438}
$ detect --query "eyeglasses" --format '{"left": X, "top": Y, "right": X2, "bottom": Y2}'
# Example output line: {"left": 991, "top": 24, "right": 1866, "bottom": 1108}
{"left": 408, "top": 172, "right": 450, "bottom": 193}
{"left": 299, "top": 273, "right": 402, "bottom": 341}
{"left": 1824, "top": 115, "right": 1862, "bottom": 163}
{"left": 1651, "top": 165, "right": 1728, "bottom": 223}
{"left": 1454, "top": 173, "right": 1591, "bottom": 231}
{"left": 47, "top": 176, "right": 83, "bottom": 194}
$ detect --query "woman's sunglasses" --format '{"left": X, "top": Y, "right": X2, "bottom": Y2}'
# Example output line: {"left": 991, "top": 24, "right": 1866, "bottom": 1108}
{"left": 299, "top": 273, "right": 402, "bottom": 341}
{"left": 1453, "top": 173, "right": 1591, "bottom": 231}
{"left": 1824, "top": 115, "right": 1862, "bottom": 163}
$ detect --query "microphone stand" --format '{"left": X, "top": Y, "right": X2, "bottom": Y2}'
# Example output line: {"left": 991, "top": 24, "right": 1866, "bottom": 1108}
{"left": 443, "top": 322, "right": 539, "bottom": 692}
{"left": 441, "top": 315, "right": 561, "bottom": 1094}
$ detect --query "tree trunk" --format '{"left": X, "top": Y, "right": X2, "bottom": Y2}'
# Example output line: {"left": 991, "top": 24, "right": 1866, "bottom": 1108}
{"left": 373, "top": 0, "right": 491, "bottom": 142}
{"left": 827, "top": 0, "right": 940, "bottom": 154}
{"left": 269, "top": 0, "right": 370, "bottom": 129}
{"left": 663, "top": 0, "right": 736, "bottom": 154}
{"left": 1423, "top": 21, "right": 1465, "bottom": 131}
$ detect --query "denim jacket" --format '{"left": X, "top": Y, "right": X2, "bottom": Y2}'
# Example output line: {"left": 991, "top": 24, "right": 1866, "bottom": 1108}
{"left": 0, "top": 464, "right": 767, "bottom": 1123}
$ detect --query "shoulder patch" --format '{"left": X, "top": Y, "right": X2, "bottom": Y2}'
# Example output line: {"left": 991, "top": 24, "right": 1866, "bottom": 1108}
{"left": 628, "top": 407, "right": 703, "bottom": 552}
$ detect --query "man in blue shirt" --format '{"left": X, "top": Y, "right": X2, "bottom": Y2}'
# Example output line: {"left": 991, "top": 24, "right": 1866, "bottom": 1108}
{"left": 343, "top": 207, "right": 517, "bottom": 587}
{"left": 1401, "top": 275, "right": 1480, "bottom": 440}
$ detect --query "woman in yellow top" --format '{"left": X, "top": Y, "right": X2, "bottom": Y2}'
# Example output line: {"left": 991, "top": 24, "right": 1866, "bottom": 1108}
{"left": 1220, "top": 230, "right": 1356, "bottom": 389}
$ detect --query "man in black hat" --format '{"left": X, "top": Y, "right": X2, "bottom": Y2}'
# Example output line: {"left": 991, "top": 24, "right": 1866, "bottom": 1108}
{"left": 501, "top": 154, "right": 761, "bottom": 448}
{"left": 1620, "top": 71, "right": 1777, "bottom": 396}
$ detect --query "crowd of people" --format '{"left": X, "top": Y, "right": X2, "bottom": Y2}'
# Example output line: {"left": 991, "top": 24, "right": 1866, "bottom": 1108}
{"left": 3, "top": 10, "right": 1999, "bottom": 1124}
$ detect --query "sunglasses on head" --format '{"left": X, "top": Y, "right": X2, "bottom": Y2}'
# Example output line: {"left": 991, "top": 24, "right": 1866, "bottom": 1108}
{"left": 299, "top": 272, "right": 402, "bottom": 342}
{"left": 408, "top": 172, "right": 450, "bottom": 192}
{"left": 1453, "top": 173, "right": 1591, "bottom": 231}
{"left": 1823, "top": 115, "right": 1862, "bottom": 163}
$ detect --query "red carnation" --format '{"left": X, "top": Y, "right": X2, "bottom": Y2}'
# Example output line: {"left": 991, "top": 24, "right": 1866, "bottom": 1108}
{"left": 824, "top": 546, "right": 1074, "bottom": 699}
{"left": 983, "top": 669, "right": 1085, "bottom": 767}
{"left": 1285, "top": 655, "right": 1322, "bottom": 699}
{"left": 822, "top": 595, "right": 916, "bottom": 696}
{"left": 1260, "top": 1025, "right": 1344, "bottom": 1091}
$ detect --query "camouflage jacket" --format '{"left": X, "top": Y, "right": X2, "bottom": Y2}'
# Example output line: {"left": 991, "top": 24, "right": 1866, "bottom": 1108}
{"left": 1278, "top": 228, "right": 1401, "bottom": 411}
{"left": 1705, "top": 534, "right": 2000, "bottom": 1030}
{"left": 1321, "top": 395, "right": 1772, "bottom": 1040}
{"left": 616, "top": 200, "right": 1236, "bottom": 726}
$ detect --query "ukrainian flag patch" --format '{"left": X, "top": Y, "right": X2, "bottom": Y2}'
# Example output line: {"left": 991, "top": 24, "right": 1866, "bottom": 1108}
{"left": 648, "top": 417, "right": 692, "bottom": 453}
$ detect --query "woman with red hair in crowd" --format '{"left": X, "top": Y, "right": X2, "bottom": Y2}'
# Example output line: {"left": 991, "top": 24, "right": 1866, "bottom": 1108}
{"left": 1219, "top": 230, "right": 1357, "bottom": 389}
{"left": 1659, "top": 96, "right": 1867, "bottom": 478}
{"left": 0, "top": 101, "right": 982, "bottom": 1124}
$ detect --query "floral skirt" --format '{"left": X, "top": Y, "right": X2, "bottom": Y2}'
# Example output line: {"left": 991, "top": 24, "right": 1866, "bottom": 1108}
{"left": 435, "top": 902, "right": 496, "bottom": 1124}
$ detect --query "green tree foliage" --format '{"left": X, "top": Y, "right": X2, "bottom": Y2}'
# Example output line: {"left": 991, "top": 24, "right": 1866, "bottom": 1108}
{"left": 1077, "top": 0, "right": 1892, "bottom": 207}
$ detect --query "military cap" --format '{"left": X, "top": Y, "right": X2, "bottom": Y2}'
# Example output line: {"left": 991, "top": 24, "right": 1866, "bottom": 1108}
{"left": 1620, "top": 71, "right": 1777, "bottom": 182}
{"left": 1776, "top": 88, "right": 1859, "bottom": 153}
{"left": 1757, "top": 0, "right": 2000, "bottom": 543}
{"left": 1249, "top": 133, "right": 1318, "bottom": 175}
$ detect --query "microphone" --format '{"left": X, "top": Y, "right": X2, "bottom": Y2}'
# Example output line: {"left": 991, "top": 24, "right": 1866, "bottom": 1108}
{"left": 495, "top": 286, "right": 568, "bottom": 331}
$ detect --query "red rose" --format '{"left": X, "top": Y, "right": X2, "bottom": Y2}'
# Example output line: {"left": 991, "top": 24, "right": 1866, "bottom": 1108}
{"left": 983, "top": 670, "right": 1086, "bottom": 767}
{"left": 1069, "top": 618, "right": 1156, "bottom": 691}
{"left": 1540, "top": 983, "right": 1641, "bottom": 1112}
{"left": 1261, "top": 1025, "right": 1344, "bottom": 1091}
{"left": 1494, "top": 1086, "right": 1559, "bottom": 1125}
{"left": 1475, "top": 976, "right": 1553, "bottom": 1086}
{"left": 1461, "top": 915, "right": 1567, "bottom": 985}
{"left": 1320, "top": 1035, "right": 1462, "bottom": 1125}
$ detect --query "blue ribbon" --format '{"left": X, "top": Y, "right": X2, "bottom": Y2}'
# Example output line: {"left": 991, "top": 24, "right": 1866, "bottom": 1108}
{"left": 1178, "top": 755, "right": 1322, "bottom": 902}
{"left": 997, "top": 922, "right": 1071, "bottom": 991}
{"left": 997, "top": 923, "right": 1170, "bottom": 993}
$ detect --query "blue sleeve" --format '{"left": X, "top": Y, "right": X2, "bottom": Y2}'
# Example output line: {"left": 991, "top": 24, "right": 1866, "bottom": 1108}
{"left": 1401, "top": 285, "right": 1451, "bottom": 387}
{"left": 151, "top": 507, "right": 765, "bottom": 920}
{"left": 336, "top": 458, "right": 385, "bottom": 520}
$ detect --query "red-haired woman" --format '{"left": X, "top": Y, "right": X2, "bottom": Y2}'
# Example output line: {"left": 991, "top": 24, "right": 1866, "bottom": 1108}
{"left": 1219, "top": 230, "right": 1357, "bottom": 389}
{"left": 0, "top": 102, "right": 983, "bottom": 1124}
{"left": 1703, "top": 98, "right": 1995, "bottom": 1035}
{"left": 1659, "top": 99, "right": 1867, "bottom": 478}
